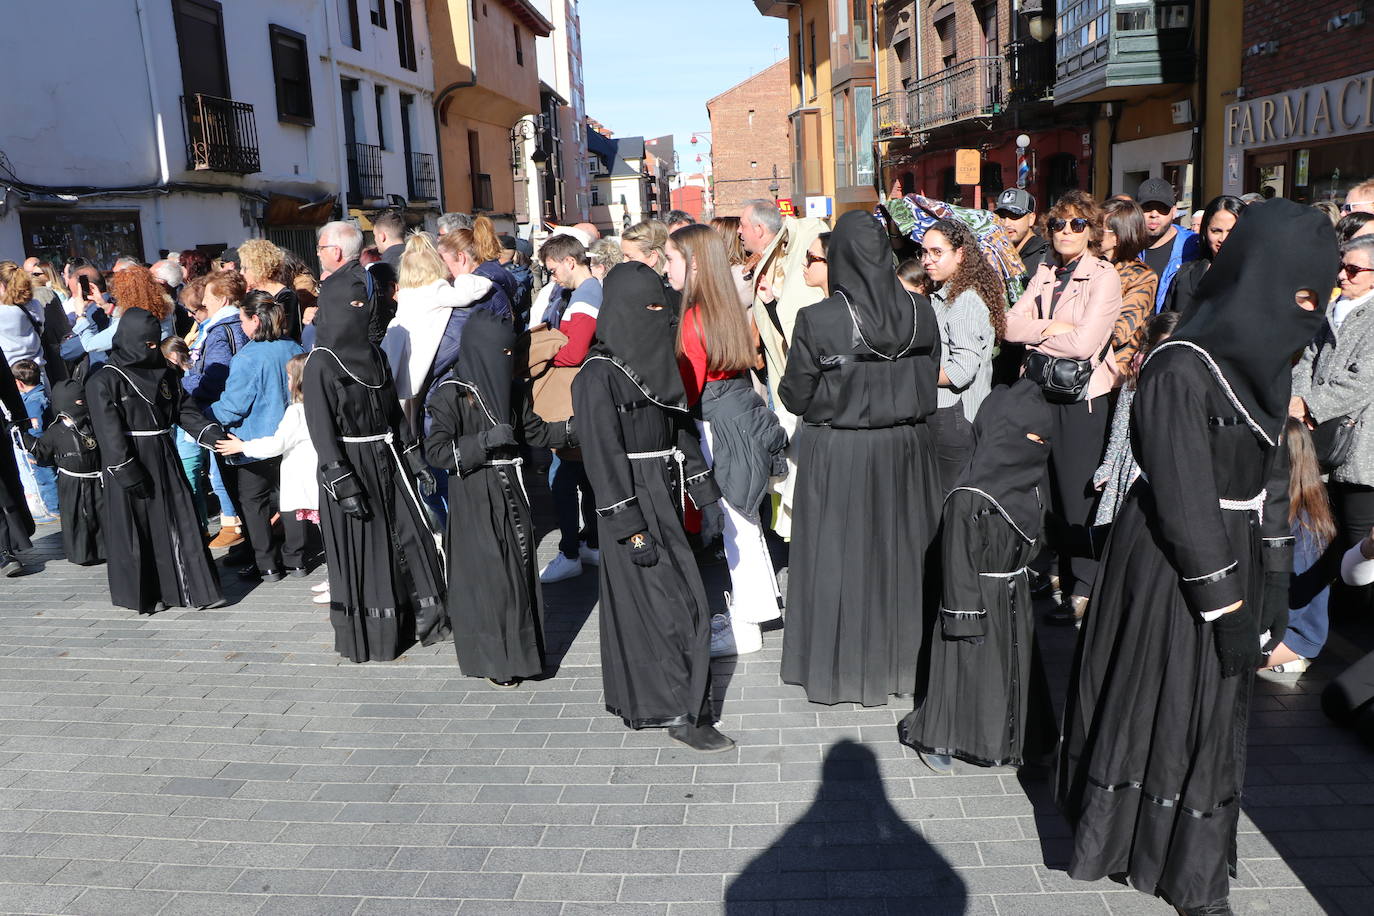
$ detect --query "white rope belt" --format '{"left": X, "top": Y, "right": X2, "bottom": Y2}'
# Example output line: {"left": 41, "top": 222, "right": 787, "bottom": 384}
{"left": 338, "top": 430, "right": 444, "bottom": 568}
{"left": 128, "top": 429, "right": 170, "bottom": 437}
{"left": 626, "top": 448, "right": 677, "bottom": 460}
{"left": 1219, "top": 489, "right": 1265, "bottom": 523}
{"left": 979, "top": 567, "right": 1029, "bottom": 579}
{"left": 340, "top": 432, "right": 393, "bottom": 443}
{"left": 485, "top": 457, "right": 523, "bottom": 467}
{"left": 627, "top": 448, "right": 686, "bottom": 512}
{"left": 58, "top": 468, "right": 102, "bottom": 479}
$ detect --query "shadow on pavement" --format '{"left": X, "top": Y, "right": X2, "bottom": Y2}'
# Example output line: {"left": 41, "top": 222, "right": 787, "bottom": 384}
{"left": 724, "top": 740, "right": 968, "bottom": 913}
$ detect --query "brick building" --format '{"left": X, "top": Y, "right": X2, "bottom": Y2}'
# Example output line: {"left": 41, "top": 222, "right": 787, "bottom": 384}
{"left": 706, "top": 60, "right": 793, "bottom": 216}
{"left": 1220, "top": 0, "right": 1373, "bottom": 202}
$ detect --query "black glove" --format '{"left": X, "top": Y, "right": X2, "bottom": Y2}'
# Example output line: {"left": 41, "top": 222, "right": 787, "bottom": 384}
{"left": 338, "top": 494, "right": 371, "bottom": 521}
{"left": 1258, "top": 571, "right": 1290, "bottom": 654}
{"left": 125, "top": 477, "right": 152, "bottom": 499}
{"left": 478, "top": 424, "right": 517, "bottom": 451}
{"left": 626, "top": 531, "right": 659, "bottom": 568}
{"left": 414, "top": 466, "right": 437, "bottom": 497}
{"left": 700, "top": 501, "right": 725, "bottom": 545}
{"left": 1213, "top": 606, "right": 1259, "bottom": 678}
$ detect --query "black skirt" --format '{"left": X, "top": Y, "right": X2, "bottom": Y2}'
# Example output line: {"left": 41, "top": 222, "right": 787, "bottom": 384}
{"left": 781, "top": 422, "right": 941, "bottom": 706}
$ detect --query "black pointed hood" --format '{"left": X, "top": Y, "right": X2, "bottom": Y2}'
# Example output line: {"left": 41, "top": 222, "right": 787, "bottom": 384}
{"left": 953, "top": 379, "right": 1053, "bottom": 541}
{"left": 108, "top": 309, "right": 169, "bottom": 402}
{"left": 455, "top": 308, "right": 516, "bottom": 424}
{"left": 591, "top": 261, "right": 687, "bottom": 411}
{"left": 827, "top": 209, "right": 920, "bottom": 359}
{"left": 314, "top": 284, "right": 386, "bottom": 385}
{"left": 1170, "top": 197, "right": 1338, "bottom": 443}
{"left": 50, "top": 380, "right": 89, "bottom": 424}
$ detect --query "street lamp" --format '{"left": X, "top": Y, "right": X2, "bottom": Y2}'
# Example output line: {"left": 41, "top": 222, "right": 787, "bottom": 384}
{"left": 1020, "top": 0, "right": 1055, "bottom": 43}
{"left": 768, "top": 163, "right": 780, "bottom": 200}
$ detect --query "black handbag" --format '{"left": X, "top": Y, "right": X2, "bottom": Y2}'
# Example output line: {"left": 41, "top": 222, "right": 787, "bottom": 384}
{"left": 1021, "top": 280, "right": 1110, "bottom": 403}
{"left": 1313, "top": 413, "right": 1359, "bottom": 473}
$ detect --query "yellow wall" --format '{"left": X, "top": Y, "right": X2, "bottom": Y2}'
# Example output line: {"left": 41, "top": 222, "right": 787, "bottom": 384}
{"left": 1203, "top": 0, "right": 1244, "bottom": 199}
{"left": 786, "top": 0, "right": 837, "bottom": 208}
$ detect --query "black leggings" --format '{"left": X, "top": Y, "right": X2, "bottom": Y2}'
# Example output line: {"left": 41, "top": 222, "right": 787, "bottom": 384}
{"left": 237, "top": 457, "right": 282, "bottom": 573}
{"left": 1046, "top": 395, "right": 1110, "bottom": 600}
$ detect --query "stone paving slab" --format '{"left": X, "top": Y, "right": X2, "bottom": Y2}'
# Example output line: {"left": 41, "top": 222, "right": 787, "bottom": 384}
{"left": 2, "top": 499, "right": 1373, "bottom": 915}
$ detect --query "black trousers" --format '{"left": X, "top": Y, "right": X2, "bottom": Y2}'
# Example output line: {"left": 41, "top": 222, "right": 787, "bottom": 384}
{"left": 1046, "top": 394, "right": 1110, "bottom": 599}
{"left": 1325, "top": 481, "right": 1374, "bottom": 621}
{"left": 927, "top": 405, "right": 975, "bottom": 497}
{"left": 237, "top": 457, "right": 282, "bottom": 573}
{"left": 282, "top": 512, "right": 316, "bottom": 569}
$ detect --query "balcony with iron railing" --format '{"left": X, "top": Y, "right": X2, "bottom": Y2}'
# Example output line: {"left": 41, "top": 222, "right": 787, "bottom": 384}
{"left": 407, "top": 151, "right": 437, "bottom": 200}
{"left": 182, "top": 93, "right": 260, "bottom": 175}
{"left": 876, "top": 91, "right": 912, "bottom": 141}
{"left": 346, "top": 142, "right": 384, "bottom": 205}
{"left": 911, "top": 56, "right": 1005, "bottom": 133}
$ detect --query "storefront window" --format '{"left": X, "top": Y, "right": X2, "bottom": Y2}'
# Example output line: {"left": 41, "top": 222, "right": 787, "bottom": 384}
{"left": 20, "top": 209, "right": 144, "bottom": 268}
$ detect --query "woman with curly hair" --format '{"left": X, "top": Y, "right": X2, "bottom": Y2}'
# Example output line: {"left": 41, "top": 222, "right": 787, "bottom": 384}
{"left": 71, "top": 266, "right": 174, "bottom": 363}
{"left": 237, "top": 238, "right": 301, "bottom": 342}
{"left": 178, "top": 249, "right": 211, "bottom": 282}
{"left": 920, "top": 218, "right": 1005, "bottom": 494}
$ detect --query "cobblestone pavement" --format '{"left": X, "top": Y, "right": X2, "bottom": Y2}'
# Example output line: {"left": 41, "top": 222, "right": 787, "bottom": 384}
{"left": 2, "top": 504, "right": 1374, "bottom": 915}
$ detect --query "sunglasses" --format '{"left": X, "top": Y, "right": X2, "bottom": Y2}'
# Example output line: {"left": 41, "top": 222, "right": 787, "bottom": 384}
{"left": 804, "top": 252, "right": 827, "bottom": 267}
{"left": 1342, "top": 202, "right": 1373, "bottom": 213}
{"left": 1340, "top": 262, "right": 1374, "bottom": 276}
{"left": 1049, "top": 217, "right": 1090, "bottom": 233}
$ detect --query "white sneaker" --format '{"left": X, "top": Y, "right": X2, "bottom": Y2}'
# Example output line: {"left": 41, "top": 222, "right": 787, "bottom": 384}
{"left": 579, "top": 542, "right": 601, "bottom": 566}
{"left": 709, "top": 615, "right": 763, "bottom": 658}
{"left": 539, "top": 553, "right": 583, "bottom": 583}
{"left": 311, "top": 581, "right": 330, "bottom": 593}
{"left": 312, "top": 590, "right": 331, "bottom": 605}
{"left": 1270, "top": 657, "right": 1310, "bottom": 674}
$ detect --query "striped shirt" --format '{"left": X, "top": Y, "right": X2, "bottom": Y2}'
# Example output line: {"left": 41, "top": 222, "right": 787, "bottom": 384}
{"left": 932, "top": 286, "right": 994, "bottom": 422}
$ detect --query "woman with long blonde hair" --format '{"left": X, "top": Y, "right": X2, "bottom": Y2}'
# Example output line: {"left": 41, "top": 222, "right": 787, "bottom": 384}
{"left": 666, "top": 224, "right": 788, "bottom": 656}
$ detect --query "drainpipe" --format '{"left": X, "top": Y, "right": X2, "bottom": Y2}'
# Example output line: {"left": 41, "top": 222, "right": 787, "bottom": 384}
{"left": 134, "top": 0, "right": 169, "bottom": 253}
{"left": 432, "top": 3, "right": 480, "bottom": 209}
{"left": 1191, "top": 0, "right": 1209, "bottom": 210}
{"left": 322, "top": 0, "right": 350, "bottom": 220}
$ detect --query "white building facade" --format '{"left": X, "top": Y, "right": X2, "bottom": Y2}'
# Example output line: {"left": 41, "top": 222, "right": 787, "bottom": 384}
{"left": 0, "top": 0, "right": 439, "bottom": 270}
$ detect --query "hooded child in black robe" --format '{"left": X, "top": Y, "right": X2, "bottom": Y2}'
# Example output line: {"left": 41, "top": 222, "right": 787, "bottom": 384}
{"left": 24, "top": 380, "right": 105, "bottom": 565}
{"left": 1056, "top": 199, "right": 1338, "bottom": 913}
{"left": 303, "top": 281, "right": 447, "bottom": 663}
{"left": 85, "top": 310, "right": 227, "bottom": 612}
{"left": 424, "top": 310, "right": 574, "bottom": 685}
{"left": 571, "top": 262, "right": 733, "bottom": 752}
{"left": 898, "top": 379, "right": 1058, "bottom": 770}
{"left": 0, "top": 353, "right": 35, "bottom": 575}
{"left": 778, "top": 209, "right": 943, "bottom": 707}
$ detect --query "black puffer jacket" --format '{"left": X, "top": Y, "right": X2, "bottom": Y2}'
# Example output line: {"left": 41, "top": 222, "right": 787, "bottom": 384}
{"left": 700, "top": 376, "right": 788, "bottom": 520}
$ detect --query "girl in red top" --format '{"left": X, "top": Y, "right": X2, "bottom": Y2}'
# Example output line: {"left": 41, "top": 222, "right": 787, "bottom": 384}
{"left": 666, "top": 225, "right": 785, "bottom": 657}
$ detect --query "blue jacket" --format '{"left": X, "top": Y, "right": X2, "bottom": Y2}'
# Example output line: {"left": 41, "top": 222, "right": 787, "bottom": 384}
{"left": 1154, "top": 226, "right": 1202, "bottom": 311}
{"left": 473, "top": 260, "right": 514, "bottom": 321}
{"left": 505, "top": 262, "right": 534, "bottom": 326}
{"left": 184, "top": 307, "right": 249, "bottom": 407}
{"left": 208, "top": 338, "right": 304, "bottom": 461}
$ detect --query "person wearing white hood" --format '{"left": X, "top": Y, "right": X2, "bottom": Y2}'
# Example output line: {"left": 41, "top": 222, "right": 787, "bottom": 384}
{"left": 381, "top": 232, "right": 493, "bottom": 435}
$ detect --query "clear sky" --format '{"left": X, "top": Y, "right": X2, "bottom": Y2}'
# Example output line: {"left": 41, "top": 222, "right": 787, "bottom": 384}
{"left": 578, "top": 0, "right": 788, "bottom": 176}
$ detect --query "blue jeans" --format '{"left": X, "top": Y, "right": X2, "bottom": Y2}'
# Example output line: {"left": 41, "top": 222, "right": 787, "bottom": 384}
{"left": 30, "top": 461, "right": 59, "bottom": 516}
{"left": 208, "top": 451, "right": 239, "bottom": 520}
{"left": 180, "top": 450, "right": 208, "bottom": 535}
{"left": 548, "top": 453, "right": 596, "bottom": 559}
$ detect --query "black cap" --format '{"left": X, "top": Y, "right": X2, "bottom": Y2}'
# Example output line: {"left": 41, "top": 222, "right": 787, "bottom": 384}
{"left": 994, "top": 188, "right": 1035, "bottom": 217}
{"left": 498, "top": 234, "right": 518, "bottom": 251}
{"left": 219, "top": 246, "right": 240, "bottom": 265}
{"left": 1135, "top": 178, "right": 1177, "bottom": 208}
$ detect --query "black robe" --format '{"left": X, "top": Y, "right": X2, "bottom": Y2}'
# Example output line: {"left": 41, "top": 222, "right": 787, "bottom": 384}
{"left": 1055, "top": 343, "right": 1292, "bottom": 909}
{"left": 0, "top": 355, "right": 34, "bottom": 556}
{"left": 777, "top": 294, "right": 942, "bottom": 706}
{"left": 25, "top": 418, "right": 104, "bottom": 565}
{"left": 424, "top": 378, "right": 571, "bottom": 681}
{"left": 898, "top": 488, "right": 1057, "bottom": 767}
{"left": 303, "top": 348, "right": 446, "bottom": 663}
{"left": 85, "top": 366, "right": 224, "bottom": 612}
{"left": 572, "top": 356, "right": 721, "bottom": 729}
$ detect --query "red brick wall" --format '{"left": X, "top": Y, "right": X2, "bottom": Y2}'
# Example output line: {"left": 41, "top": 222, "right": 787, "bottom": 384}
{"left": 921, "top": 1, "right": 1010, "bottom": 78}
{"left": 707, "top": 60, "right": 793, "bottom": 215}
{"left": 1242, "top": 0, "right": 1372, "bottom": 98}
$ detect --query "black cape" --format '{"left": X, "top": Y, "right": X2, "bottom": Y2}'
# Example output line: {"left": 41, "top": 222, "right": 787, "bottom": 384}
{"left": 572, "top": 262, "right": 723, "bottom": 728}
{"left": 304, "top": 297, "right": 446, "bottom": 661}
{"left": 424, "top": 313, "right": 572, "bottom": 681}
{"left": 777, "top": 214, "right": 942, "bottom": 706}
{"left": 85, "top": 311, "right": 224, "bottom": 612}
{"left": 25, "top": 381, "right": 104, "bottom": 565}
{"left": 0, "top": 353, "right": 35, "bottom": 555}
{"left": 899, "top": 380, "right": 1057, "bottom": 766}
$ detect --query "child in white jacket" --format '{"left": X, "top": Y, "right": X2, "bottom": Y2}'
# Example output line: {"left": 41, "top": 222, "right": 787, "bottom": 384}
{"left": 214, "top": 355, "right": 328, "bottom": 602}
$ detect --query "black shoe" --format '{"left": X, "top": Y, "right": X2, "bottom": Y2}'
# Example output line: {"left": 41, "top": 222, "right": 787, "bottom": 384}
{"left": 198, "top": 597, "right": 229, "bottom": 610}
{"left": 239, "top": 567, "right": 284, "bottom": 582}
{"left": 668, "top": 723, "right": 736, "bottom": 753}
{"left": 487, "top": 678, "right": 520, "bottom": 688}
{"left": 1, "top": 552, "right": 21, "bottom": 577}
{"left": 1178, "top": 900, "right": 1233, "bottom": 916}
{"left": 286, "top": 567, "right": 309, "bottom": 578}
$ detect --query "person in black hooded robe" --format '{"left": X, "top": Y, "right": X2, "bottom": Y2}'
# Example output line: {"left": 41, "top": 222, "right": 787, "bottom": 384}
{"left": 778, "top": 209, "right": 942, "bottom": 707}
{"left": 303, "top": 284, "right": 446, "bottom": 663}
{"left": 571, "top": 261, "right": 733, "bottom": 752}
{"left": 0, "top": 353, "right": 35, "bottom": 576}
{"left": 85, "top": 310, "right": 227, "bottom": 612}
{"left": 23, "top": 380, "right": 104, "bottom": 565}
{"left": 1055, "top": 199, "right": 1339, "bottom": 916}
{"left": 898, "top": 379, "right": 1058, "bottom": 771}
{"left": 424, "top": 310, "right": 575, "bottom": 686}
